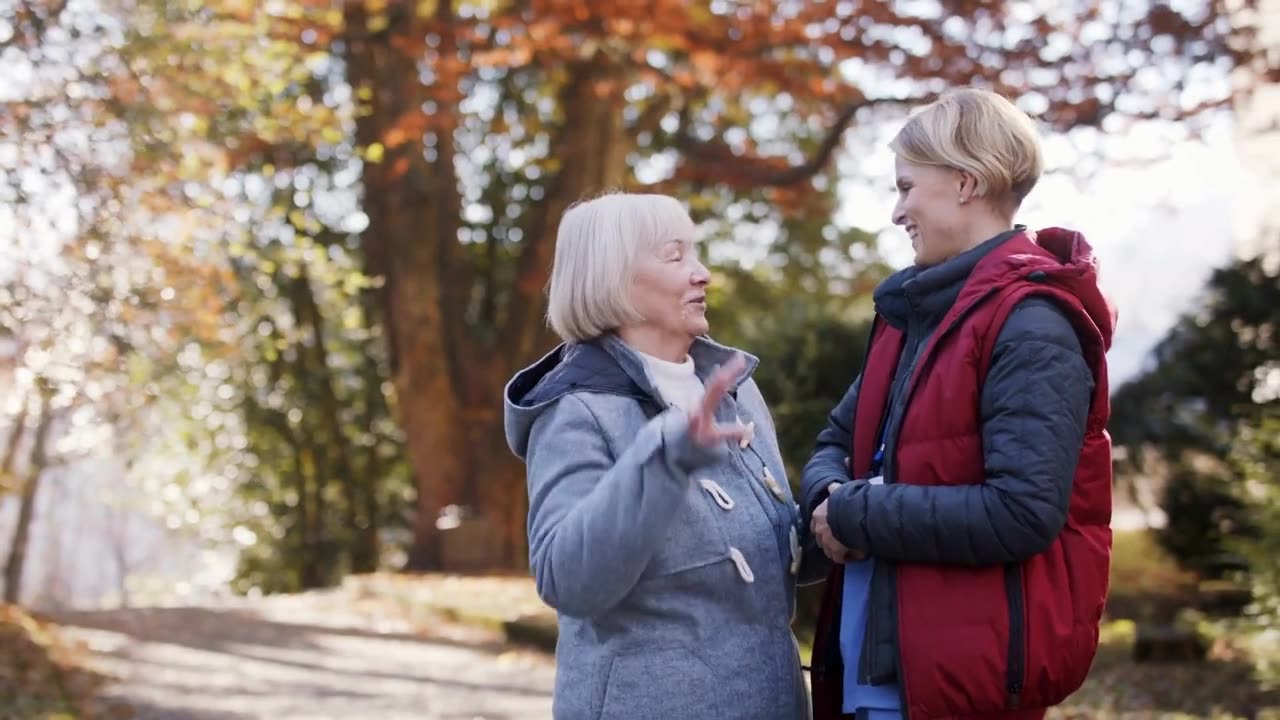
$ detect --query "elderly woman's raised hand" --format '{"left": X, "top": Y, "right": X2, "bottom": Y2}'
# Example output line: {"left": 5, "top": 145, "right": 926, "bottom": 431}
{"left": 688, "top": 353, "right": 748, "bottom": 448}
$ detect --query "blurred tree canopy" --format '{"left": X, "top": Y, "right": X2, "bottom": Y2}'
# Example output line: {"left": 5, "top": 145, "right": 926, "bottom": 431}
{"left": 1, "top": 0, "right": 1275, "bottom": 589}
{"left": 1109, "top": 254, "right": 1279, "bottom": 596}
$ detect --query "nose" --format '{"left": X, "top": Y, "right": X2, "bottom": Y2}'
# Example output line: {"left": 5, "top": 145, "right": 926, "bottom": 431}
{"left": 892, "top": 198, "right": 907, "bottom": 227}
{"left": 691, "top": 258, "right": 711, "bottom": 287}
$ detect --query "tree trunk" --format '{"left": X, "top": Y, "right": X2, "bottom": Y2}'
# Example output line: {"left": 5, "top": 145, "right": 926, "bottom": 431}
{"left": 343, "top": 7, "right": 631, "bottom": 569}
{"left": 0, "top": 391, "right": 29, "bottom": 494}
{"left": 343, "top": 2, "right": 466, "bottom": 571}
{"left": 3, "top": 388, "right": 53, "bottom": 605}
{"left": 358, "top": 288, "right": 387, "bottom": 570}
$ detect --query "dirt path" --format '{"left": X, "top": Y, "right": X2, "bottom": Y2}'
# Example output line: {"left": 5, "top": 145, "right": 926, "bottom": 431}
{"left": 52, "top": 591, "right": 554, "bottom": 719}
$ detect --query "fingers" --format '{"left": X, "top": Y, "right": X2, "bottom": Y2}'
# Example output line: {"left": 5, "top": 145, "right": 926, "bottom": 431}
{"left": 811, "top": 510, "right": 861, "bottom": 564}
{"left": 700, "top": 353, "right": 745, "bottom": 419}
{"left": 688, "top": 353, "right": 746, "bottom": 448}
{"left": 688, "top": 415, "right": 745, "bottom": 448}
{"left": 709, "top": 423, "right": 747, "bottom": 443}
{"left": 826, "top": 541, "right": 863, "bottom": 564}
{"left": 819, "top": 537, "right": 856, "bottom": 564}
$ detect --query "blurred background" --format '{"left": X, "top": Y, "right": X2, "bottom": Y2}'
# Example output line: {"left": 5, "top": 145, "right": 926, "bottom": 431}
{"left": 0, "top": 0, "right": 1277, "bottom": 717}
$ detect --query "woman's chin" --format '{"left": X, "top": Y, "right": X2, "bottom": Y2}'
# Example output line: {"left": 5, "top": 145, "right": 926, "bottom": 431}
{"left": 913, "top": 247, "right": 939, "bottom": 267}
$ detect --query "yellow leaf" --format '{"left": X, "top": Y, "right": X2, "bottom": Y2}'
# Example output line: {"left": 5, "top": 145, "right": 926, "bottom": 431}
{"left": 364, "top": 142, "right": 385, "bottom": 163}
{"left": 342, "top": 306, "right": 363, "bottom": 330}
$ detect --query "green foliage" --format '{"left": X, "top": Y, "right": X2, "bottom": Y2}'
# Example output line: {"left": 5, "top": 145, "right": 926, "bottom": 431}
{"left": 1110, "top": 255, "right": 1280, "bottom": 576}
{"left": 221, "top": 187, "right": 412, "bottom": 594}
{"left": 1226, "top": 412, "right": 1280, "bottom": 679}
{"left": 1157, "top": 463, "right": 1256, "bottom": 572}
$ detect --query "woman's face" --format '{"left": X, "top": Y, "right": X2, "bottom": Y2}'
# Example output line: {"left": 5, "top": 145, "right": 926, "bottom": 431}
{"left": 625, "top": 236, "right": 711, "bottom": 346}
{"left": 891, "top": 156, "right": 974, "bottom": 267}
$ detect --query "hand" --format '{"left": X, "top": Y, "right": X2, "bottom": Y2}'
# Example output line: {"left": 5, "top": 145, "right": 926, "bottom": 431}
{"left": 688, "top": 353, "right": 748, "bottom": 448}
{"left": 812, "top": 482, "right": 865, "bottom": 563}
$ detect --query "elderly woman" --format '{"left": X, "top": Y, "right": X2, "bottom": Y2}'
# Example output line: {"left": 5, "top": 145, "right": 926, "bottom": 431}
{"left": 803, "top": 89, "right": 1116, "bottom": 720}
{"left": 504, "top": 192, "right": 815, "bottom": 719}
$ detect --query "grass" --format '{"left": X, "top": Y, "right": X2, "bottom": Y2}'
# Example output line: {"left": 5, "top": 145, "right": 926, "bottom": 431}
{"left": 1048, "top": 619, "right": 1276, "bottom": 719}
{"left": 1106, "top": 530, "right": 1202, "bottom": 623}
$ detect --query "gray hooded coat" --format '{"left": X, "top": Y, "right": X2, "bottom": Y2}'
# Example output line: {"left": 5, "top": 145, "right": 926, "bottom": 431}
{"left": 504, "top": 333, "right": 820, "bottom": 720}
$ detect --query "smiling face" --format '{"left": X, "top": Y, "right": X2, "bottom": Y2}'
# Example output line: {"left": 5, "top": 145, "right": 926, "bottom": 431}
{"left": 624, "top": 236, "right": 711, "bottom": 352}
{"left": 891, "top": 156, "right": 975, "bottom": 267}
{"left": 888, "top": 89, "right": 1046, "bottom": 267}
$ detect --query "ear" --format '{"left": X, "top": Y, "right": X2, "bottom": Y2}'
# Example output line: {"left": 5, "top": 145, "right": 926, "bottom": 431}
{"left": 956, "top": 171, "right": 977, "bottom": 205}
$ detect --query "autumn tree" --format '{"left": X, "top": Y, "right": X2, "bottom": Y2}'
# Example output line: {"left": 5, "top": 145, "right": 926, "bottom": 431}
{"left": 331, "top": 0, "right": 1266, "bottom": 569}
{"left": 0, "top": 0, "right": 240, "bottom": 601}
{"left": 39, "top": 0, "right": 1273, "bottom": 572}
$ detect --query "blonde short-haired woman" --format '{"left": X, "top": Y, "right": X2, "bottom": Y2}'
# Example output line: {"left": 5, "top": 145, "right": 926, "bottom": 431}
{"left": 804, "top": 88, "right": 1116, "bottom": 720}
{"left": 505, "top": 192, "right": 821, "bottom": 719}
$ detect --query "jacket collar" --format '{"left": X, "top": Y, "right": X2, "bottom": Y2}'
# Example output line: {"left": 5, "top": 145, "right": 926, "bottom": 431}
{"left": 874, "top": 227, "right": 1023, "bottom": 329}
{"left": 508, "top": 333, "right": 759, "bottom": 410}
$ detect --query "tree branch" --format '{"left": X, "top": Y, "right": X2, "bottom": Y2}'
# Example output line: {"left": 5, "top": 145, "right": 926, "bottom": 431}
{"left": 630, "top": 92, "right": 675, "bottom": 137}
{"left": 674, "top": 98, "right": 865, "bottom": 188}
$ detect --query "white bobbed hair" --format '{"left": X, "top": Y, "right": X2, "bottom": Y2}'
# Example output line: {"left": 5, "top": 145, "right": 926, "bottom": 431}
{"left": 546, "top": 192, "right": 696, "bottom": 343}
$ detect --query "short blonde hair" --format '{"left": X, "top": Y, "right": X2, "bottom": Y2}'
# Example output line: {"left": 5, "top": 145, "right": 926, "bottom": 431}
{"left": 890, "top": 88, "right": 1044, "bottom": 207}
{"left": 546, "top": 192, "right": 696, "bottom": 343}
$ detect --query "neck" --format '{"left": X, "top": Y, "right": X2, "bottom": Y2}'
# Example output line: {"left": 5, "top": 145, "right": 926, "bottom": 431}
{"left": 954, "top": 214, "right": 1015, "bottom": 256}
{"left": 617, "top": 326, "right": 693, "bottom": 363}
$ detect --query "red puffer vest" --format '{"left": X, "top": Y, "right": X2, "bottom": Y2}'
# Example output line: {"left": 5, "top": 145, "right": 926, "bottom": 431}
{"left": 811, "top": 228, "right": 1116, "bottom": 720}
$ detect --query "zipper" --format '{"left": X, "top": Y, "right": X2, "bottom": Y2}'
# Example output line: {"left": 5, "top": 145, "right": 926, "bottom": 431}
{"left": 893, "top": 286, "right": 1004, "bottom": 436}
{"left": 1004, "top": 562, "right": 1026, "bottom": 709}
{"left": 884, "top": 275, "right": 1025, "bottom": 719}
{"left": 893, "top": 563, "right": 911, "bottom": 720}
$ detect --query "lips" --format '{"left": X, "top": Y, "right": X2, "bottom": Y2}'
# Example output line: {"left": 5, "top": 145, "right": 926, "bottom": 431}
{"left": 686, "top": 295, "right": 707, "bottom": 307}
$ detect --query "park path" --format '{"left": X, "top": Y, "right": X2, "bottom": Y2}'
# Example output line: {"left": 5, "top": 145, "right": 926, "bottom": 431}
{"left": 52, "top": 589, "right": 554, "bottom": 720}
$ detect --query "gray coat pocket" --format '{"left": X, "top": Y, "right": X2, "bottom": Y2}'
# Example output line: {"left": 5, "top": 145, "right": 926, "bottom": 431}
{"left": 599, "top": 646, "right": 724, "bottom": 720}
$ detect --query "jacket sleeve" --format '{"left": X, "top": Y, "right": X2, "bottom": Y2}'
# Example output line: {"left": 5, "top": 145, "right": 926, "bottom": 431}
{"left": 525, "top": 394, "right": 723, "bottom": 618}
{"left": 800, "top": 375, "right": 860, "bottom": 518}
{"left": 826, "top": 298, "right": 1094, "bottom": 566}
{"left": 796, "top": 376, "right": 860, "bottom": 583}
